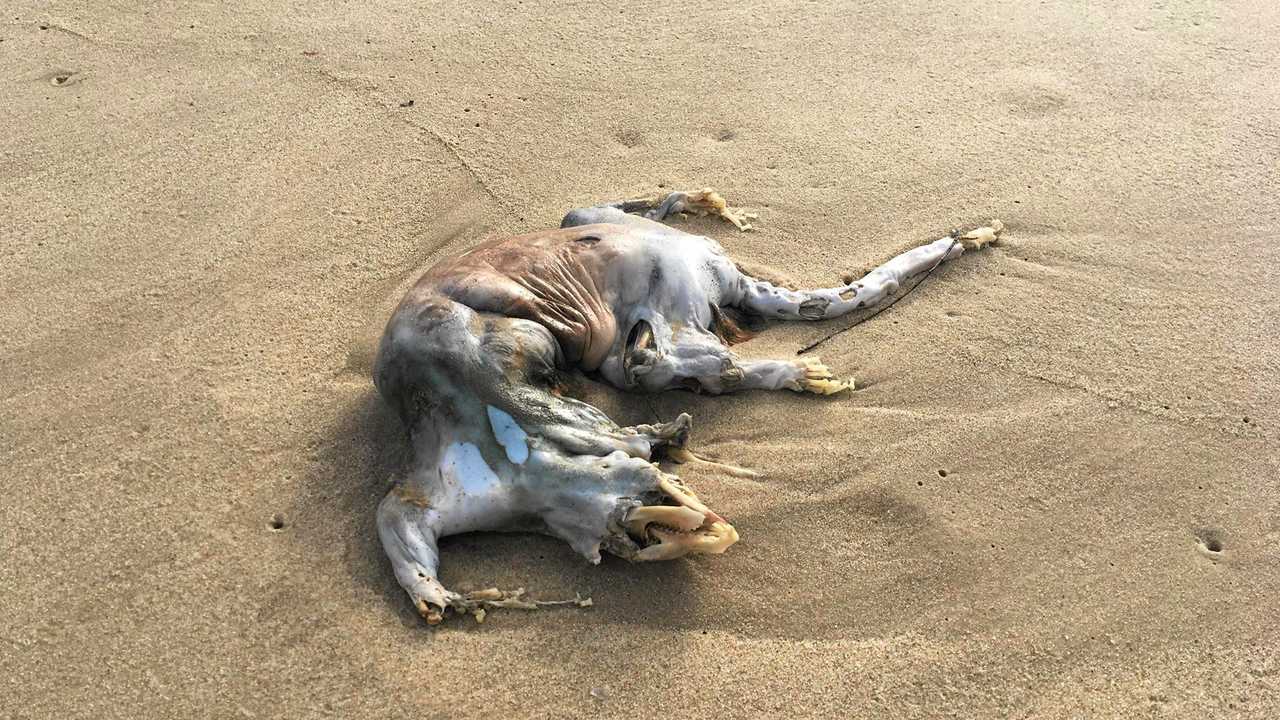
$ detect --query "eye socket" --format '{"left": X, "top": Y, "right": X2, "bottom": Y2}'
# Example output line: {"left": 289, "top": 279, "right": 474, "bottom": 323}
{"left": 626, "top": 319, "right": 654, "bottom": 353}
{"left": 622, "top": 319, "right": 656, "bottom": 388}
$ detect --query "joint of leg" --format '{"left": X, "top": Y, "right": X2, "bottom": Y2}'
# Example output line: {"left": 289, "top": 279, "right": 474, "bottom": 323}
{"left": 799, "top": 297, "right": 830, "bottom": 319}
{"left": 719, "top": 359, "right": 745, "bottom": 388}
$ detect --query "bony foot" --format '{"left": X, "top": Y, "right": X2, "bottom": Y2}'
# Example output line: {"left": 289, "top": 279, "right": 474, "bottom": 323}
{"left": 795, "top": 357, "right": 854, "bottom": 395}
{"left": 676, "top": 188, "right": 757, "bottom": 231}
{"left": 958, "top": 219, "right": 1004, "bottom": 250}
{"left": 454, "top": 587, "right": 593, "bottom": 624}
{"left": 411, "top": 576, "right": 591, "bottom": 625}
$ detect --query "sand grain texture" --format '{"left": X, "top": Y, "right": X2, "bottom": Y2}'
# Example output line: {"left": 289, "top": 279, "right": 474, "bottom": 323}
{"left": 3, "top": 1, "right": 1278, "bottom": 718}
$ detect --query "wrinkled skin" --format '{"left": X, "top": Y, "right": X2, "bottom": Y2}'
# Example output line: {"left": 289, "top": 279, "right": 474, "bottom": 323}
{"left": 373, "top": 189, "right": 1001, "bottom": 623}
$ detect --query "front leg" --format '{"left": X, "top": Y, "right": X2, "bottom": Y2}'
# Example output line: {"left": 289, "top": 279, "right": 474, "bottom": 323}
{"left": 628, "top": 324, "right": 852, "bottom": 395}
{"left": 637, "top": 188, "right": 757, "bottom": 231}
{"left": 739, "top": 357, "right": 853, "bottom": 395}
{"left": 379, "top": 483, "right": 592, "bottom": 624}
{"left": 561, "top": 188, "right": 756, "bottom": 231}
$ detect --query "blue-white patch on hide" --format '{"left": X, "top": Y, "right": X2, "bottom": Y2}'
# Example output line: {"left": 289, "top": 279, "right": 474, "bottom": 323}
{"left": 486, "top": 405, "right": 530, "bottom": 465}
{"left": 441, "top": 442, "right": 502, "bottom": 494}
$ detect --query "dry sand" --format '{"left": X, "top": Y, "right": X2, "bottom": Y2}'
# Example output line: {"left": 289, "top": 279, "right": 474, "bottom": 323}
{"left": 3, "top": 1, "right": 1278, "bottom": 717}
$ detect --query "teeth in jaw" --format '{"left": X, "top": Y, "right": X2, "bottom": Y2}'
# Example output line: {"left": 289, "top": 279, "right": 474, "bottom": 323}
{"left": 634, "top": 538, "right": 690, "bottom": 561}
{"left": 634, "top": 521, "right": 739, "bottom": 561}
{"left": 625, "top": 505, "right": 707, "bottom": 536}
{"left": 624, "top": 475, "right": 739, "bottom": 562}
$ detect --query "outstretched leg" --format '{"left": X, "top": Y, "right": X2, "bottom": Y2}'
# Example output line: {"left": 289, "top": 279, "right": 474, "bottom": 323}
{"left": 727, "top": 222, "right": 1003, "bottom": 320}
{"left": 378, "top": 488, "right": 593, "bottom": 624}
{"left": 561, "top": 188, "right": 756, "bottom": 231}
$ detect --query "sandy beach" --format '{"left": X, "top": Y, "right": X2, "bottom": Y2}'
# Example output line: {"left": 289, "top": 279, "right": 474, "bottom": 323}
{"left": 3, "top": 1, "right": 1278, "bottom": 717}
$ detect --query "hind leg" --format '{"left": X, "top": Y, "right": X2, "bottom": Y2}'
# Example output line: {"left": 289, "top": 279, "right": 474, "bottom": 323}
{"left": 377, "top": 489, "right": 593, "bottom": 624}
{"left": 376, "top": 488, "right": 461, "bottom": 624}
{"left": 727, "top": 222, "right": 1003, "bottom": 320}
{"left": 561, "top": 188, "right": 756, "bottom": 231}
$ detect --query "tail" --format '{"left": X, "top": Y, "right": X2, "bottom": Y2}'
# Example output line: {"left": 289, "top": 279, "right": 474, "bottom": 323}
{"left": 728, "top": 220, "right": 1004, "bottom": 323}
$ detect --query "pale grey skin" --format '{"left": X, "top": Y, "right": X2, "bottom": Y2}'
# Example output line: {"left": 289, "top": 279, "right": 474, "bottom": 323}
{"left": 373, "top": 191, "right": 1000, "bottom": 623}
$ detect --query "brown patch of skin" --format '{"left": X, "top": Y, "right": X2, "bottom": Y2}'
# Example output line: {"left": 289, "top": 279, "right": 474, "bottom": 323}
{"left": 410, "top": 224, "right": 626, "bottom": 370}
{"left": 708, "top": 303, "right": 756, "bottom": 345}
{"left": 392, "top": 484, "right": 432, "bottom": 509}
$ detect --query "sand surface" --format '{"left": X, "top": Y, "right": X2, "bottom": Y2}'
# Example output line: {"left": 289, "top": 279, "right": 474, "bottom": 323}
{"left": 3, "top": 1, "right": 1279, "bottom": 717}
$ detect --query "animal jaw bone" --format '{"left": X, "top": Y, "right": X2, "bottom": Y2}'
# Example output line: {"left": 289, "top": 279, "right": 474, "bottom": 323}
{"left": 626, "top": 475, "right": 739, "bottom": 562}
{"left": 625, "top": 505, "right": 706, "bottom": 535}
